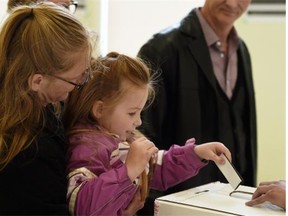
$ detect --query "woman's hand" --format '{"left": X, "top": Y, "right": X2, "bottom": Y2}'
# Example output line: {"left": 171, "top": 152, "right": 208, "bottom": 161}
{"left": 193, "top": 142, "right": 231, "bottom": 164}
{"left": 124, "top": 189, "right": 145, "bottom": 216}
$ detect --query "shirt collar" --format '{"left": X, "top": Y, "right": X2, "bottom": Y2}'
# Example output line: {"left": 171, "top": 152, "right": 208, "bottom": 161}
{"left": 196, "top": 8, "right": 240, "bottom": 47}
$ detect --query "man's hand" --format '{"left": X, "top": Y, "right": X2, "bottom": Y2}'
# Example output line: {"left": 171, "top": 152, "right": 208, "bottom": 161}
{"left": 246, "top": 180, "right": 286, "bottom": 210}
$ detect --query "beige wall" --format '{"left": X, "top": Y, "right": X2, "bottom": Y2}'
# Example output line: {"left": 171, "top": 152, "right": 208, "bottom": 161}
{"left": 236, "top": 16, "right": 286, "bottom": 183}
{"left": 74, "top": 0, "right": 101, "bottom": 56}
{"left": 76, "top": 0, "right": 100, "bottom": 31}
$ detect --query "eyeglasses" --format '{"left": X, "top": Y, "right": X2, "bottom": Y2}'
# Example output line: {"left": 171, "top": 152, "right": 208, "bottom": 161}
{"left": 48, "top": 69, "right": 90, "bottom": 90}
{"left": 63, "top": 0, "right": 78, "bottom": 14}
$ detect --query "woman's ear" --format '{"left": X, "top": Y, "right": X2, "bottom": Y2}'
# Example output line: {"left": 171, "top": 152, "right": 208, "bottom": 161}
{"left": 92, "top": 100, "right": 104, "bottom": 119}
{"left": 29, "top": 74, "right": 44, "bottom": 91}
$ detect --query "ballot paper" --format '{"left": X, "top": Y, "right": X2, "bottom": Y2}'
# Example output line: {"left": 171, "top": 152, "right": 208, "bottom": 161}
{"left": 215, "top": 153, "right": 242, "bottom": 190}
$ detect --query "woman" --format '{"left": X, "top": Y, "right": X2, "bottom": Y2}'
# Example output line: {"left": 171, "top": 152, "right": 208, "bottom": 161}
{"left": 0, "top": 2, "right": 91, "bottom": 215}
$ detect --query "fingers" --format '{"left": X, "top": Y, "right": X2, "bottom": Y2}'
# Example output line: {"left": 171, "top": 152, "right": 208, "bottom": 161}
{"left": 147, "top": 144, "right": 159, "bottom": 154}
{"left": 132, "top": 137, "right": 158, "bottom": 156}
{"left": 259, "top": 180, "right": 285, "bottom": 186}
{"left": 211, "top": 154, "right": 226, "bottom": 165}
{"left": 194, "top": 142, "right": 232, "bottom": 165}
{"left": 246, "top": 194, "right": 268, "bottom": 207}
{"left": 126, "top": 137, "right": 158, "bottom": 181}
{"left": 223, "top": 150, "right": 231, "bottom": 162}
{"left": 212, "top": 143, "right": 232, "bottom": 164}
{"left": 185, "top": 137, "right": 196, "bottom": 145}
{"left": 124, "top": 190, "right": 145, "bottom": 216}
{"left": 245, "top": 186, "right": 269, "bottom": 206}
{"left": 246, "top": 184, "right": 286, "bottom": 210}
{"left": 251, "top": 185, "right": 270, "bottom": 199}
{"left": 132, "top": 190, "right": 145, "bottom": 209}
{"left": 259, "top": 181, "right": 277, "bottom": 186}
{"left": 216, "top": 143, "right": 232, "bottom": 162}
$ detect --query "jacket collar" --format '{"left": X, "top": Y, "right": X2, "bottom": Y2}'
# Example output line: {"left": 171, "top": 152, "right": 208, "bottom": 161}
{"left": 180, "top": 8, "right": 217, "bottom": 90}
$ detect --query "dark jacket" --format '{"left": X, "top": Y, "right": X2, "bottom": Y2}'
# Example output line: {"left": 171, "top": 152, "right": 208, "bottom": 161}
{"left": 137, "top": 8, "right": 257, "bottom": 215}
{"left": 0, "top": 105, "right": 69, "bottom": 215}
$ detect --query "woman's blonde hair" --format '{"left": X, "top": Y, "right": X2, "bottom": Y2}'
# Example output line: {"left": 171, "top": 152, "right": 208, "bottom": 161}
{"left": 0, "top": 2, "right": 92, "bottom": 170}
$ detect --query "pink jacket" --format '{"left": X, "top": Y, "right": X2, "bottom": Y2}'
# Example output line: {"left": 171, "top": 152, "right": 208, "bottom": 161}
{"left": 66, "top": 123, "right": 207, "bottom": 215}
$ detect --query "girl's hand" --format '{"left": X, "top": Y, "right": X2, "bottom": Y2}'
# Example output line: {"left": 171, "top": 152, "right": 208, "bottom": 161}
{"left": 126, "top": 137, "right": 158, "bottom": 181}
{"left": 193, "top": 142, "right": 231, "bottom": 164}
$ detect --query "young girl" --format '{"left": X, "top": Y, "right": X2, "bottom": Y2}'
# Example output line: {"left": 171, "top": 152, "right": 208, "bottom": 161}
{"left": 63, "top": 52, "right": 231, "bottom": 216}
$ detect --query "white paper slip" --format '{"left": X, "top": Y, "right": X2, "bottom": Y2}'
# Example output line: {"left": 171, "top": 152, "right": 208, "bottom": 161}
{"left": 215, "top": 153, "right": 242, "bottom": 190}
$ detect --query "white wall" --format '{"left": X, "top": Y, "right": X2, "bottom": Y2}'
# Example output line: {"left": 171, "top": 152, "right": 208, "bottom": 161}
{"left": 102, "top": 0, "right": 204, "bottom": 56}
{"left": 0, "top": 0, "right": 8, "bottom": 23}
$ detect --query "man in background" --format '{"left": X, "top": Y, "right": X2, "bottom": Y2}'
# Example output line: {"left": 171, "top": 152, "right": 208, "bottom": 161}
{"left": 137, "top": 0, "right": 256, "bottom": 214}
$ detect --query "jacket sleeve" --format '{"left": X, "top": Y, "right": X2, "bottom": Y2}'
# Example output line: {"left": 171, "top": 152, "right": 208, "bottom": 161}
{"left": 150, "top": 140, "right": 207, "bottom": 191}
{"left": 67, "top": 144, "right": 138, "bottom": 216}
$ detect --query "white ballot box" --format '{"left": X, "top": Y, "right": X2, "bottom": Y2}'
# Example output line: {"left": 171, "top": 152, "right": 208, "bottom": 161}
{"left": 154, "top": 182, "right": 285, "bottom": 216}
